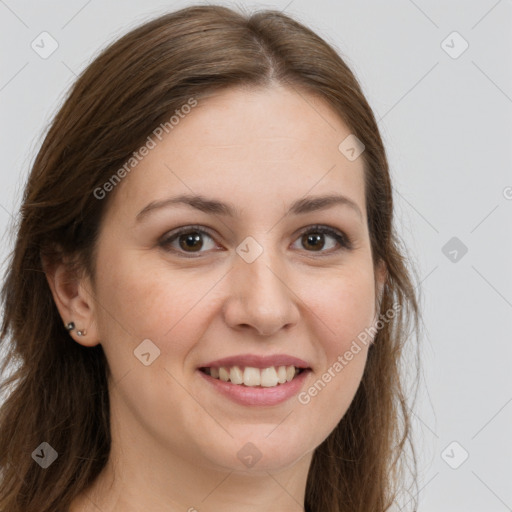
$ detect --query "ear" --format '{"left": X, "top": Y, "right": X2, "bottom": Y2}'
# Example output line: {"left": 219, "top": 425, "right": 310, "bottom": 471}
{"left": 42, "top": 253, "right": 100, "bottom": 347}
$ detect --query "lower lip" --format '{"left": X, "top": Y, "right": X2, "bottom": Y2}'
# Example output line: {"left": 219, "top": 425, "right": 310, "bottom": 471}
{"left": 197, "top": 369, "right": 311, "bottom": 406}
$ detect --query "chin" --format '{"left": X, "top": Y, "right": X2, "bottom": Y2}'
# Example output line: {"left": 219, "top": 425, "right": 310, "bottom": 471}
{"left": 197, "top": 428, "right": 312, "bottom": 474}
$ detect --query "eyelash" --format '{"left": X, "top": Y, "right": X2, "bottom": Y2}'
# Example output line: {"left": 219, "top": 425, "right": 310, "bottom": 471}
{"left": 158, "top": 224, "right": 353, "bottom": 258}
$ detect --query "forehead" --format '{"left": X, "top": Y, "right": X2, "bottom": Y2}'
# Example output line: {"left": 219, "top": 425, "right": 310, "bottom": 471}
{"left": 106, "top": 84, "right": 367, "bottom": 224}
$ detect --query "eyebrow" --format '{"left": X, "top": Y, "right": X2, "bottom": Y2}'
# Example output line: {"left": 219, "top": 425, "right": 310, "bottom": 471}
{"left": 136, "top": 193, "right": 363, "bottom": 222}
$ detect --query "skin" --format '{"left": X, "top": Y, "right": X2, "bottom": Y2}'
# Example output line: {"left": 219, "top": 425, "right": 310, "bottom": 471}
{"left": 47, "top": 84, "right": 386, "bottom": 512}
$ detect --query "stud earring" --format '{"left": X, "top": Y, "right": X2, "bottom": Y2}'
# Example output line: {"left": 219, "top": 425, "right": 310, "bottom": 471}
{"left": 66, "top": 322, "right": 86, "bottom": 336}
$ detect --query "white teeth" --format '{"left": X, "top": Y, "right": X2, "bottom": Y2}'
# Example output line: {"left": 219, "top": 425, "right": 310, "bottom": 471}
{"left": 206, "top": 365, "right": 302, "bottom": 387}
{"left": 276, "top": 366, "right": 287, "bottom": 384}
{"left": 260, "top": 367, "right": 278, "bottom": 387}
{"left": 219, "top": 367, "right": 230, "bottom": 382}
{"left": 243, "top": 367, "right": 261, "bottom": 386}
{"left": 229, "top": 366, "right": 244, "bottom": 384}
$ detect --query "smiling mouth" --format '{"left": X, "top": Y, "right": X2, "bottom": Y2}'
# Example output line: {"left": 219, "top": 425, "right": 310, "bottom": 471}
{"left": 199, "top": 365, "right": 308, "bottom": 388}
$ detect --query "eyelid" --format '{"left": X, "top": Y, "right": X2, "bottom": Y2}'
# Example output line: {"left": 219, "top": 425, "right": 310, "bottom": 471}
{"left": 158, "top": 223, "right": 353, "bottom": 256}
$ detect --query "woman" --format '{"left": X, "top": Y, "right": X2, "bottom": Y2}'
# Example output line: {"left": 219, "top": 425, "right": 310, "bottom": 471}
{"left": 0, "top": 4, "right": 421, "bottom": 511}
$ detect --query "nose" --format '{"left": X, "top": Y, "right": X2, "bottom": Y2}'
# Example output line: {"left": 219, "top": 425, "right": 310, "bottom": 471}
{"left": 222, "top": 246, "right": 300, "bottom": 337}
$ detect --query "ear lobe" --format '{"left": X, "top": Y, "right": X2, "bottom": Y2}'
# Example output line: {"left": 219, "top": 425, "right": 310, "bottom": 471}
{"left": 42, "top": 254, "right": 100, "bottom": 347}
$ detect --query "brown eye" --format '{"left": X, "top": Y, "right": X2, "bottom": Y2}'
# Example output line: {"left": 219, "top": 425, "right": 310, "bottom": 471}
{"left": 159, "top": 227, "right": 217, "bottom": 256}
{"left": 159, "top": 224, "right": 352, "bottom": 258}
{"left": 178, "top": 232, "right": 204, "bottom": 252}
{"left": 293, "top": 225, "right": 352, "bottom": 253}
{"left": 301, "top": 232, "right": 326, "bottom": 251}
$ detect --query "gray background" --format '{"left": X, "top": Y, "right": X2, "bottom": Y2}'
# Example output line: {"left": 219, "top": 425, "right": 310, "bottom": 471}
{"left": 1, "top": 0, "right": 511, "bottom": 510}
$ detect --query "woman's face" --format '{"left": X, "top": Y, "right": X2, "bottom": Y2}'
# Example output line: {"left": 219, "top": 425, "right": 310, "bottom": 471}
{"left": 83, "top": 84, "right": 385, "bottom": 474}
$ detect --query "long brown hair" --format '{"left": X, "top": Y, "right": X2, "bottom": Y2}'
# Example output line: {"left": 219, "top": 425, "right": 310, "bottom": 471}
{"left": 0, "top": 4, "right": 421, "bottom": 511}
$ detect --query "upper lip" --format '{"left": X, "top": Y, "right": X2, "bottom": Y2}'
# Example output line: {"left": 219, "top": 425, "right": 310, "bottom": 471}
{"left": 199, "top": 354, "right": 311, "bottom": 370}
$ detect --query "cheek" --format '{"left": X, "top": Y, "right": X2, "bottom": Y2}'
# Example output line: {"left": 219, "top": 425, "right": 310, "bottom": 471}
{"left": 295, "top": 267, "right": 375, "bottom": 419}
{"left": 305, "top": 265, "right": 376, "bottom": 351}
{"left": 94, "top": 249, "right": 217, "bottom": 363}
